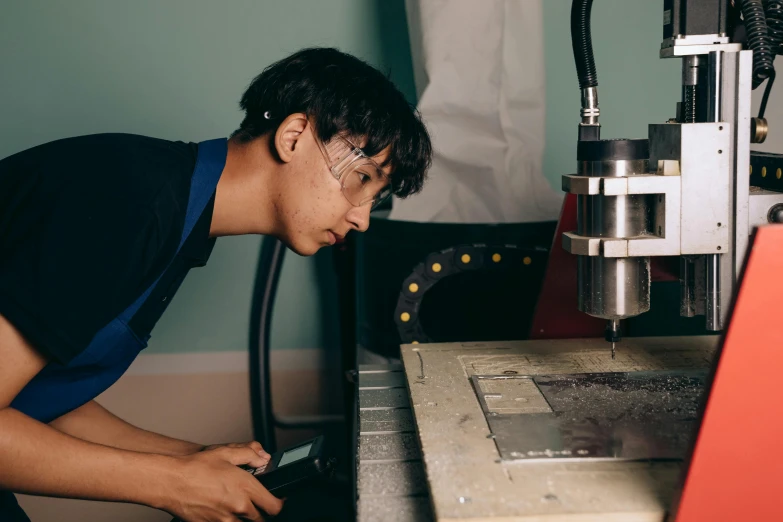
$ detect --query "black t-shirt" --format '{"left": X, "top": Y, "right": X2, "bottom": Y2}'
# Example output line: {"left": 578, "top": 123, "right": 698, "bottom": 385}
{"left": 0, "top": 133, "right": 217, "bottom": 365}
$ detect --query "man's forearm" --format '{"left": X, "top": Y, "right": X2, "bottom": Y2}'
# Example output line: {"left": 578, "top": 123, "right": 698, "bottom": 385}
{"left": 50, "top": 400, "right": 203, "bottom": 456}
{"left": 0, "top": 407, "right": 175, "bottom": 509}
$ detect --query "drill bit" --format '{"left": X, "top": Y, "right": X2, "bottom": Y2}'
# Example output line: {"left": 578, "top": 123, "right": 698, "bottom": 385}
{"left": 605, "top": 319, "right": 621, "bottom": 359}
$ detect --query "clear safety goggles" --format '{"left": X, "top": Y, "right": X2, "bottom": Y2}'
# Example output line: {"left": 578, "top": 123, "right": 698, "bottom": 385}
{"left": 311, "top": 125, "right": 392, "bottom": 210}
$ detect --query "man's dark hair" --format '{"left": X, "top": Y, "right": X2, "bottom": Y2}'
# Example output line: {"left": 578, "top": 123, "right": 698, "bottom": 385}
{"left": 232, "top": 47, "right": 432, "bottom": 198}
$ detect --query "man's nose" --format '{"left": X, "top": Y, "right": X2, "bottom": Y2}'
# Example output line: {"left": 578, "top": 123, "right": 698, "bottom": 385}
{"left": 347, "top": 204, "right": 371, "bottom": 233}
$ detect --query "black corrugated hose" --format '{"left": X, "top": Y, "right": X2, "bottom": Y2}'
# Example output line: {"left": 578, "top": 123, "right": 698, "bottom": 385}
{"left": 570, "top": 0, "right": 783, "bottom": 94}
{"left": 571, "top": 0, "right": 597, "bottom": 89}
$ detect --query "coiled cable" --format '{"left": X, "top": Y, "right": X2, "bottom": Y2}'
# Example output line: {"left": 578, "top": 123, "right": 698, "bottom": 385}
{"left": 762, "top": 0, "right": 783, "bottom": 118}
{"left": 740, "top": 0, "right": 775, "bottom": 89}
{"left": 765, "top": 0, "right": 783, "bottom": 52}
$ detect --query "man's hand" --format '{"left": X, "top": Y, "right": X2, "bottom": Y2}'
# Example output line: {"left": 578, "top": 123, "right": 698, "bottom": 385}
{"left": 0, "top": 314, "right": 282, "bottom": 519}
{"left": 164, "top": 444, "right": 282, "bottom": 521}
{"left": 199, "top": 441, "right": 271, "bottom": 460}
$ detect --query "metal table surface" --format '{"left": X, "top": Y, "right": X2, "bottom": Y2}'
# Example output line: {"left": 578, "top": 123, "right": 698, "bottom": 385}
{"left": 398, "top": 336, "right": 717, "bottom": 522}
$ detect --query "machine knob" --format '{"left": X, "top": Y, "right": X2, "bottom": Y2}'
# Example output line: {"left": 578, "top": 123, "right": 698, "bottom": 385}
{"left": 751, "top": 117, "right": 768, "bottom": 144}
{"left": 768, "top": 204, "right": 783, "bottom": 224}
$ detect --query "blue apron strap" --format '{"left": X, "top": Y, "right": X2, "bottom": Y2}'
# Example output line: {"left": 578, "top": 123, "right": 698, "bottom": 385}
{"left": 178, "top": 138, "right": 228, "bottom": 251}
{"left": 120, "top": 138, "right": 227, "bottom": 320}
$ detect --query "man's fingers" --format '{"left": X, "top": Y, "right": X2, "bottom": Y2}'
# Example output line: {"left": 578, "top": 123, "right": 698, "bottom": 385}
{"left": 219, "top": 446, "right": 268, "bottom": 468}
{"left": 236, "top": 500, "right": 264, "bottom": 522}
{"left": 218, "top": 441, "right": 269, "bottom": 460}
{"left": 248, "top": 440, "right": 270, "bottom": 459}
{"left": 248, "top": 481, "right": 284, "bottom": 518}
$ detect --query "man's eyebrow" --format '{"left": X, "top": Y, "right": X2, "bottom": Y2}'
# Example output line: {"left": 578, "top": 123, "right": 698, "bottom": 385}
{"left": 371, "top": 160, "right": 392, "bottom": 180}
{"left": 359, "top": 163, "right": 389, "bottom": 181}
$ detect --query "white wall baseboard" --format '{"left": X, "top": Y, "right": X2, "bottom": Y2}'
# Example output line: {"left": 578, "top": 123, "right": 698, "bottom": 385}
{"left": 126, "top": 348, "right": 332, "bottom": 375}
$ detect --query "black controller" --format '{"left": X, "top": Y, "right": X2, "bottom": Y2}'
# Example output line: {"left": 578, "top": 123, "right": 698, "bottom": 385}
{"left": 171, "top": 436, "right": 335, "bottom": 521}
{"left": 242, "top": 435, "right": 335, "bottom": 497}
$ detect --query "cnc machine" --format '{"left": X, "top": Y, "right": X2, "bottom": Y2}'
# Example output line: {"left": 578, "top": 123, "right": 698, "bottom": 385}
{"left": 561, "top": 0, "right": 783, "bottom": 357}
{"left": 355, "top": 2, "right": 783, "bottom": 521}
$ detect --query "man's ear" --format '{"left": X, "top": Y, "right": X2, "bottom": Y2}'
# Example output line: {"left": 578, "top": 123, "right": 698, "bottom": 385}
{"left": 273, "top": 113, "right": 308, "bottom": 163}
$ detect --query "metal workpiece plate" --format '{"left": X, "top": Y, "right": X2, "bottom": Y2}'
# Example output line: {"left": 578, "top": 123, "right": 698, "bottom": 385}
{"left": 360, "top": 408, "right": 415, "bottom": 434}
{"left": 357, "top": 496, "right": 434, "bottom": 522}
{"left": 359, "top": 460, "right": 428, "bottom": 497}
{"left": 474, "top": 375, "right": 553, "bottom": 414}
{"left": 359, "top": 433, "right": 422, "bottom": 461}
{"left": 401, "top": 337, "right": 717, "bottom": 521}
{"left": 360, "top": 388, "right": 411, "bottom": 410}
{"left": 473, "top": 371, "right": 706, "bottom": 461}
{"left": 359, "top": 371, "right": 407, "bottom": 389}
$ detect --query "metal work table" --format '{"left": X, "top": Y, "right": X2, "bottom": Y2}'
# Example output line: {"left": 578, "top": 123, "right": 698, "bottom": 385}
{"left": 357, "top": 336, "right": 716, "bottom": 522}
{"left": 400, "top": 336, "right": 716, "bottom": 521}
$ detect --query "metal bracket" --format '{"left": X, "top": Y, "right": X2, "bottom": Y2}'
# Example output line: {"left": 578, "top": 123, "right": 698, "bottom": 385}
{"left": 660, "top": 43, "right": 741, "bottom": 58}
{"left": 562, "top": 175, "right": 681, "bottom": 257}
{"left": 662, "top": 34, "right": 730, "bottom": 48}
{"left": 562, "top": 173, "right": 679, "bottom": 196}
{"left": 561, "top": 175, "right": 600, "bottom": 195}
{"left": 650, "top": 122, "right": 731, "bottom": 255}
{"left": 562, "top": 232, "right": 600, "bottom": 256}
{"left": 564, "top": 123, "right": 729, "bottom": 258}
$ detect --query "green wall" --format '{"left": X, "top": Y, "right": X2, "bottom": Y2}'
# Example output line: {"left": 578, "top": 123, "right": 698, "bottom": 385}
{"left": 543, "top": 0, "right": 680, "bottom": 186}
{"left": 1, "top": 1, "right": 683, "bottom": 355}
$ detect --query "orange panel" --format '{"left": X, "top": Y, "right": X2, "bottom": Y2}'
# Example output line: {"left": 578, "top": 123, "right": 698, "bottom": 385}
{"left": 673, "top": 225, "right": 783, "bottom": 521}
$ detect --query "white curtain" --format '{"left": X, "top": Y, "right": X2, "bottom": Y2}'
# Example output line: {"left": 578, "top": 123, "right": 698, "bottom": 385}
{"left": 390, "top": 0, "right": 563, "bottom": 223}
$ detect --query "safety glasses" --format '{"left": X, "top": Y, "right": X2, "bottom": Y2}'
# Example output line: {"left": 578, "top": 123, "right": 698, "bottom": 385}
{"left": 310, "top": 125, "right": 392, "bottom": 210}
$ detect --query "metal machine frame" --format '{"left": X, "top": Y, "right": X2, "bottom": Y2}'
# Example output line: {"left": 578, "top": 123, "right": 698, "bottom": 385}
{"left": 557, "top": 0, "right": 783, "bottom": 347}
{"left": 561, "top": 46, "right": 769, "bottom": 334}
{"left": 533, "top": 1, "right": 783, "bottom": 518}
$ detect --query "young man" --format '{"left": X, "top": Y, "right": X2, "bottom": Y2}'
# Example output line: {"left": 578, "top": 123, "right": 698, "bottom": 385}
{"left": 0, "top": 47, "right": 432, "bottom": 521}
